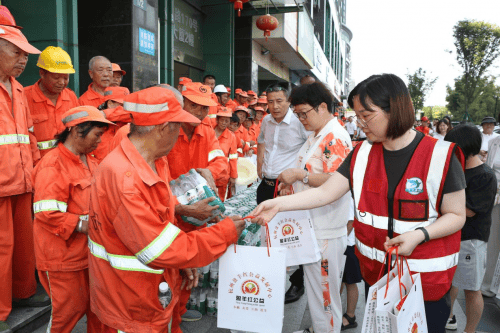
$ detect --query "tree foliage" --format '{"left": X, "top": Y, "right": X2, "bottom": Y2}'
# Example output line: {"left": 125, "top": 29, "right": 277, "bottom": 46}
{"left": 446, "top": 75, "right": 500, "bottom": 123}
{"left": 453, "top": 20, "right": 500, "bottom": 115}
{"left": 406, "top": 68, "right": 437, "bottom": 112}
{"left": 422, "top": 105, "right": 450, "bottom": 120}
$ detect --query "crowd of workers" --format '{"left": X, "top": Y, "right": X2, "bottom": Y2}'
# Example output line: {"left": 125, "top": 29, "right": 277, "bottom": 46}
{"left": 1, "top": 5, "right": 500, "bottom": 333}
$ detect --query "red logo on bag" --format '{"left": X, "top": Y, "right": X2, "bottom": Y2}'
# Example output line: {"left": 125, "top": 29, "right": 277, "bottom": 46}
{"left": 411, "top": 322, "right": 418, "bottom": 333}
{"left": 282, "top": 224, "right": 294, "bottom": 236}
{"left": 242, "top": 280, "right": 260, "bottom": 295}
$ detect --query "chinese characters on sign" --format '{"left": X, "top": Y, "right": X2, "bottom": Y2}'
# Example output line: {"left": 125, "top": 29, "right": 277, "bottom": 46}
{"left": 173, "top": 6, "right": 197, "bottom": 48}
{"left": 139, "top": 27, "right": 155, "bottom": 56}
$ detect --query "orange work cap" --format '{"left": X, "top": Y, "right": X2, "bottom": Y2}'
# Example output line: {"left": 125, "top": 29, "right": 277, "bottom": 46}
{"left": 257, "top": 97, "right": 267, "bottom": 104}
{"left": 123, "top": 86, "right": 200, "bottom": 126}
{"left": 179, "top": 77, "right": 192, "bottom": 85}
{"left": 235, "top": 88, "right": 248, "bottom": 97}
{"left": 234, "top": 105, "right": 250, "bottom": 115}
{"left": 181, "top": 82, "right": 218, "bottom": 107}
{"left": 249, "top": 96, "right": 258, "bottom": 106}
{"left": 111, "top": 63, "right": 126, "bottom": 76}
{"left": 261, "top": 91, "right": 267, "bottom": 96}
{"left": 247, "top": 90, "right": 257, "bottom": 97}
{"left": 104, "top": 86, "right": 130, "bottom": 103}
{"left": 0, "top": 6, "right": 22, "bottom": 29}
{"left": 226, "top": 87, "right": 231, "bottom": 93}
{"left": 61, "top": 106, "right": 115, "bottom": 128}
{"left": 216, "top": 106, "right": 232, "bottom": 118}
{"left": 254, "top": 106, "right": 265, "bottom": 112}
{"left": 0, "top": 25, "right": 40, "bottom": 54}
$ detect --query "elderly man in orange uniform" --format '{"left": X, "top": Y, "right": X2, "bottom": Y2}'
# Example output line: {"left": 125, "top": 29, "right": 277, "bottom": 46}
{"left": 88, "top": 87, "right": 245, "bottom": 333}
{"left": 25, "top": 46, "right": 79, "bottom": 157}
{"left": 0, "top": 25, "right": 50, "bottom": 332}
{"left": 78, "top": 55, "right": 112, "bottom": 107}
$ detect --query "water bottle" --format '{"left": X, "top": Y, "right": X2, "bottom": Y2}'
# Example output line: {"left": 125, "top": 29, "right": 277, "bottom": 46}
{"left": 207, "top": 288, "right": 217, "bottom": 317}
{"left": 214, "top": 287, "right": 218, "bottom": 317}
{"left": 210, "top": 259, "right": 219, "bottom": 288}
{"left": 199, "top": 288, "right": 208, "bottom": 315}
{"left": 169, "top": 180, "right": 180, "bottom": 197}
{"left": 189, "top": 288, "right": 198, "bottom": 310}
{"left": 202, "top": 264, "right": 211, "bottom": 288}
{"left": 158, "top": 282, "right": 172, "bottom": 309}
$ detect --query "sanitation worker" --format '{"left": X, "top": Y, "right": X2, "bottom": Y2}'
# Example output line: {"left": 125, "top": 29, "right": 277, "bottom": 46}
{"left": 214, "top": 106, "right": 239, "bottom": 200}
{"left": 25, "top": 46, "right": 79, "bottom": 157}
{"left": 78, "top": 56, "right": 112, "bottom": 107}
{"left": 88, "top": 87, "right": 245, "bottom": 333}
{"left": 167, "top": 82, "right": 228, "bottom": 324}
{"left": 32, "top": 106, "right": 113, "bottom": 332}
{"left": 0, "top": 25, "right": 48, "bottom": 333}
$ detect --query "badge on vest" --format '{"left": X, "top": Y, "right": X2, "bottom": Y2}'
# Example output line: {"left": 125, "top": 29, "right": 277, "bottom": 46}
{"left": 405, "top": 177, "right": 424, "bottom": 195}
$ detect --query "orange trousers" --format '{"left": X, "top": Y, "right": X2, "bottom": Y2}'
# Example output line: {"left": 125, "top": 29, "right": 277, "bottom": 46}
{"left": 0, "top": 193, "right": 36, "bottom": 320}
{"left": 96, "top": 316, "right": 178, "bottom": 333}
{"left": 39, "top": 269, "right": 100, "bottom": 333}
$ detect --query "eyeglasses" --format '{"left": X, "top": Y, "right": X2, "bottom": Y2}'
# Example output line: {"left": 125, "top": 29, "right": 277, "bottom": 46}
{"left": 356, "top": 112, "right": 380, "bottom": 128}
{"left": 292, "top": 106, "right": 317, "bottom": 120}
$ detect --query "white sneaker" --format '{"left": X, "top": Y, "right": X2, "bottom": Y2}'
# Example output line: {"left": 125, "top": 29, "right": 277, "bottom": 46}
{"left": 445, "top": 315, "right": 457, "bottom": 330}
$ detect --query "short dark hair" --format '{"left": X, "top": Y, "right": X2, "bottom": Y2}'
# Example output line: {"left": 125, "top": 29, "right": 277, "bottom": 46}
{"left": 265, "top": 84, "right": 289, "bottom": 98}
{"left": 203, "top": 75, "right": 216, "bottom": 82}
{"left": 55, "top": 121, "right": 109, "bottom": 144}
{"left": 230, "top": 114, "right": 240, "bottom": 124}
{"left": 289, "top": 81, "right": 335, "bottom": 114}
{"left": 348, "top": 74, "right": 415, "bottom": 140}
{"left": 436, "top": 119, "right": 450, "bottom": 135}
{"left": 444, "top": 124, "right": 481, "bottom": 160}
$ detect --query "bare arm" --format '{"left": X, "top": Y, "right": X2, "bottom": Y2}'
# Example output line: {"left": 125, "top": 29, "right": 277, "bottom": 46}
{"left": 278, "top": 168, "right": 331, "bottom": 188}
{"left": 257, "top": 143, "right": 265, "bottom": 179}
{"left": 385, "top": 189, "right": 466, "bottom": 255}
{"left": 252, "top": 171, "right": 350, "bottom": 224}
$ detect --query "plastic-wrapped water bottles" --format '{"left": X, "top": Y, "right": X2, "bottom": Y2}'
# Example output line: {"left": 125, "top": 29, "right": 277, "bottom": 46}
{"left": 158, "top": 282, "right": 172, "bottom": 309}
{"left": 188, "top": 288, "right": 198, "bottom": 311}
{"left": 207, "top": 288, "right": 217, "bottom": 317}
{"left": 210, "top": 259, "right": 219, "bottom": 289}
{"left": 199, "top": 288, "right": 208, "bottom": 315}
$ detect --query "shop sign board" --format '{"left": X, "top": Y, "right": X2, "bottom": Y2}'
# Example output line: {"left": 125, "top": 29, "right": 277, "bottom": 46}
{"left": 139, "top": 27, "right": 155, "bottom": 56}
{"left": 312, "top": 38, "right": 340, "bottom": 100}
{"left": 173, "top": 0, "right": 203, "bottom": 63}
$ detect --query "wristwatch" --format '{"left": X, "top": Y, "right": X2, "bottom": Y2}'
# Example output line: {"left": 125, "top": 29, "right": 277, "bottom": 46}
{"left": 302, "top": 170, "right": 309, "bottom": 184}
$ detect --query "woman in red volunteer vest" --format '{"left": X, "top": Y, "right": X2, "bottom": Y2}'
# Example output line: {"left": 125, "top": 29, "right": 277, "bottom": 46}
{"left": 253, "top": 74, "right": 466, "bottom": 333}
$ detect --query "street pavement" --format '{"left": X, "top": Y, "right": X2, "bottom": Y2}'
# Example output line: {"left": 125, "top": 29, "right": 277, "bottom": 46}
{"left": 35, "top": 274, "right": 500, "bottom": 333}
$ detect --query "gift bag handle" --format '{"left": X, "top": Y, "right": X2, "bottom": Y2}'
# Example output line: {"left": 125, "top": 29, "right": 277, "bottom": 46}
{"left": 377, "top": 246, "right": 398, "bottom": 282}
{"left": 233, "top": 216, "right": 272, "bottom": 257}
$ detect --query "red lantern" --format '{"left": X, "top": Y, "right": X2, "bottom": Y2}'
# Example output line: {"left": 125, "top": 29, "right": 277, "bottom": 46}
{"left": 229, "top": 0, "right": 249, "bottom": 17}
{"left": 256, "top": 14, "right": 279, "bottom": 41}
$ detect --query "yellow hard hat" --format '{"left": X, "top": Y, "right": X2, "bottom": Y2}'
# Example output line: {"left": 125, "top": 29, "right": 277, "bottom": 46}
{"left": 37, "top": 46, "right": 75, "bottom": 74}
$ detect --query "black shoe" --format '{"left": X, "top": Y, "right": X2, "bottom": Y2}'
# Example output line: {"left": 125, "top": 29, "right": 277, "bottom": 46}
{"left": 341, "top": 313, "right": 358, "bottom": 331}
{"left": 12, "top": 292, "right": 51, "bottom": 308}
{"left": 284, "top": 285, "right": 304, "bottom": 304}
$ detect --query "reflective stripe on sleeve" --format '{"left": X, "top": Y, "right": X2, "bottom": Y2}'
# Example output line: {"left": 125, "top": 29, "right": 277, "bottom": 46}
{"left": 355, "top": 238, "right": 458, "bottom": 273}
{"left": 229, "top": 153, "right": 238, "bottom": 160}
{"left": 88, "top": 237, "right": 164, "bottom": 274}
{"left": 37, "top": 139, "right": 58, "bottom": 150}
{"left": 208, "top": 114, "right": 216, "bottom": 118}
{"left": 33, "top": 200, "right": 68, "bottom": 213}
{"left": 208, "top": 149, "right": 225, "bottom": 161}
{"left": 135, "top": 223, "right": 181, "bottom": 264}
{"left": 0, "top": 134, "right": 30, "bottom": 145}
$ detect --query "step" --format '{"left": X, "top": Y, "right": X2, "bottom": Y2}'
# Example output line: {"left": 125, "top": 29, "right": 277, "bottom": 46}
{"left": 6, "top": 306, "right": 50, "bottom": 333}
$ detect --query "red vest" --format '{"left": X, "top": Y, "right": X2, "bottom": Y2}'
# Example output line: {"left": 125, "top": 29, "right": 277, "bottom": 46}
{"left": 350, "top": 135, "right": 462, "bottom": 301}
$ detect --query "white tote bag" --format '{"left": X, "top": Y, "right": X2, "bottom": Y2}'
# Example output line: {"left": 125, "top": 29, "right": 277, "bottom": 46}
{"left": 217, "top": 245, "right": 287, "bottom": 333}
{"left": 491, "top": 253, "right": 500, "bottom": 294}
{"left": 263, "top": 210, "right": 321, "bottom": 266}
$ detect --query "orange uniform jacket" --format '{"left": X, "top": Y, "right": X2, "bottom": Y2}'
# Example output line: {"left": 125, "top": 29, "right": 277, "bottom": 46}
{"left": 88, "top": 138, "right": 237, "bottom": 333}
{"left": 24, "top": 81, "right": 79, "bottom": 157}
{"left": 0, "top": 77, "right": 40, "bottom": 197}
{"left": 167, "top": 123, "right": 228, "bottom": 183}
{"left": 32, "top": 143, "right": 97, "bottom": 271}
{"left": 78, "top": 83, "right": 106, "bottom": 108}
{"left": 234, "top": 125, "right": 251, "bottom": 157}
{"left": 225, "top": 99, "right": 237, "bottom": 111}
{"left": 90, "top": 106, "right": 130, "bottom": 162}
{"left": 217, "top": 128, "right": 238, "bottom": 179}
